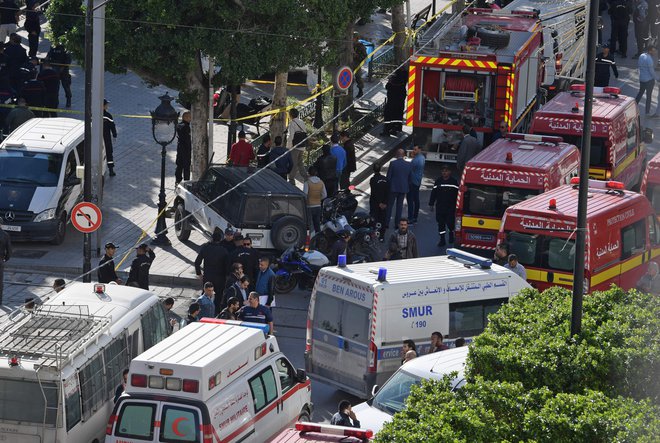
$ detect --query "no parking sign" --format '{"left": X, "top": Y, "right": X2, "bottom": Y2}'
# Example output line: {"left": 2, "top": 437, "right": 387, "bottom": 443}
{"left": 333, "top": 66, "right": 353, "bottom": 93}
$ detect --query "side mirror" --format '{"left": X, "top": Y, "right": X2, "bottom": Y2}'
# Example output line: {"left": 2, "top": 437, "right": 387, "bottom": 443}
{"left": 371, "top": 384, "right": 380, "bottom": 396}
{"left": 65, "top": 176, "right": 81, "bottom": 187}
{"left": 296, "top": 368, "right": 307, "bottom": 383}
{"left": 643, "top": 128, "right": 653, "bottom": 144}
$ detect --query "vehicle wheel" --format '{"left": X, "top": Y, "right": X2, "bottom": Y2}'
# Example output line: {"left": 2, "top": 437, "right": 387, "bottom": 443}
{"left": 275, "top": 275, "right": 298, "bottom": 294}
{"left": 271, "top": 216, "right": 306, "bottom": 251}
{"left": 476, "top": 27, "right": 510, "bottom": 48}
{"left": 174, "top": 204, "right": 191, "bottom": 241}
{"left": 51, "top": 213, "right": 67, "bottom": 245}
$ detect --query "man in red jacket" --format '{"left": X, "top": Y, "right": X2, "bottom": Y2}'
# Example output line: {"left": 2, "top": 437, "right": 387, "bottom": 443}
{"left": 229, "top": 130, "right": 255, "bottom": 166}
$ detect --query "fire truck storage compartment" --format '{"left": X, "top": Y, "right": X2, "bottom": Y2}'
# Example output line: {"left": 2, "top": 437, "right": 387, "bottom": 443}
{"left": 420, "top": 68, "right": 494, "bottom": 127}
{"left": 515, "top": 49, "right": 540, "bottom": 119}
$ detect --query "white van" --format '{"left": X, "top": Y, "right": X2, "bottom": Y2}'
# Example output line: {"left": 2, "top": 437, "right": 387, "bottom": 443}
{"left": 305, "top": 249, "right": 530, "bottom": 398}
{"left": 353, "top": 347, "right": 469, "bottom": 434}
{"left": 0, "top": 117, "right": 105, "bottom": 244}
{"left": 0, "top": 282, "right": 170, "bottom": 443}
{"left": 106, "top": 319, "right": 313, "bottom": 443}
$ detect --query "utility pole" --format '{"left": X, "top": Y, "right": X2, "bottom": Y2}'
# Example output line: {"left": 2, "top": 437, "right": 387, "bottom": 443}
{"left": 91, "top": 0, "right": 106, "bottom": 260}
{"left": 82, "top": 0, "right": 93, "bottom": 281}
{"left": 571, "top": 0, "right": 600, "bottom": 336}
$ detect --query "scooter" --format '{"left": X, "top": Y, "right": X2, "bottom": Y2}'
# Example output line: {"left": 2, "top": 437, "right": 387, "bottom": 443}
{"left": 274, "top": 247, "right": 329, "bottom": 294}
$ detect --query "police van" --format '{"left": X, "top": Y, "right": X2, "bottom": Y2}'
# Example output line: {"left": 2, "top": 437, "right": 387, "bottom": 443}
{"left": 0, "top": 118, "right": 105, "bottom": 244}
{"left": 500, "top": 178, "right": 659, "bottom": 292}
{"left": 0, "top": 283, "right": 170, "bottom": 443}
{"left": 304, "top": 250, "right": 530, "bottom": 398}
{"left": 106, "top": 319, "right": 313, "bottom": 443}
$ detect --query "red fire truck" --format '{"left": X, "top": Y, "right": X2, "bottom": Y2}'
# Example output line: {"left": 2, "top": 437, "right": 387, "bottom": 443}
{"left": 406, "top": 1, "right": 586, "bottom": 162}
{"left": 641, "top": 151, "right": 660, "bottom": 215}
{"left": 455, "top": 133, "right": 579, "bottom": 252}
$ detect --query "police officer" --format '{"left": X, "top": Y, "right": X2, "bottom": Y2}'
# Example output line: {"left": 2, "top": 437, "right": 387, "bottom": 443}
{"left": 0, "top": 226, "right": 11, "bottom": 304}
{"left": 329, "top": 230, "right": 351, "bottom": 266}
{"left": 194, "top": 230, "right": 229, "bottom": 314}
{"left": 175, "top": 110, "right": 192, "bottom": 184}
{"left": 37, "top": 59, "right": 60, "bottom": 117}
{"left": 595, "top": 45, "right": 619, "bottom": 87}
{"left": 98, "top": 242, "right": 122, "bottom": 284}
{"left": 369, "top": 163, "right": 389, "bottom": 240}
{"left": 46, "top": 43, "right": 72, "bottom": 108}
{"left": 429, "top": 164, "right": 459, "bottom": 247}
{"left": 126, "top": 243, "right": 155, "bottom": 290}
{"left": 103, "top": 99, "right": 117, "bottom": 176}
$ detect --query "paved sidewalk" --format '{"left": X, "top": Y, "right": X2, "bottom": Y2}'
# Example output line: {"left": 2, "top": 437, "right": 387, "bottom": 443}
{"left": 4, "top": 8, "right": 417, "bottom": 287}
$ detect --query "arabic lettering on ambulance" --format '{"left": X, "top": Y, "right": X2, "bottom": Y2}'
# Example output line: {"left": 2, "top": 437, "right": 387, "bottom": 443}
{"left": 216, "top": 391, "right": 249, "bottom": 418}
{"left": 401, "top": 280, "right": 507, "bottom": 298}
{"left": 215, "top": 391, "right": 250, "bottom": 430}
{"left": 547, "top": 120, "right": 602, "bottom": 133}
{"left": 595, "top": 240, "right": 620, "bottom": 258}
{"left": 480, "top": 171, "right": 532, "bottom": 185}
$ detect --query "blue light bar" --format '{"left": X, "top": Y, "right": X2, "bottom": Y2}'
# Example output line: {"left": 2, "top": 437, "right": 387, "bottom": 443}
{"left": 446, "top": 248, "right": 492, "bottom": 269}
{"left": 200, "top": 318, "right": 270, "bottom": 337}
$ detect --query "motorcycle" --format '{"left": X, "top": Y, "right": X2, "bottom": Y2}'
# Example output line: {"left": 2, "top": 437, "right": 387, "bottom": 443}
{"left": 274, "top": 247, "right": 329, "bottom": 294}
{"left": 213, "top": 87, "right": 273, "bottom": 133}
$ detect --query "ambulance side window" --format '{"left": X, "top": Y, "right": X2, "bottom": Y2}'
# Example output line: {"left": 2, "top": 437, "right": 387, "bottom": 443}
{"left": 276, "top": 357, "right": 296, "bottom": 393}
{"left": 621, "top": 219, "right": 646, "bottom": 259}
{"left": 626, "top": 119, "right": 637, "bottom": 154}
{"left": 248, "top": 367, "right": 278, "bottom": 412}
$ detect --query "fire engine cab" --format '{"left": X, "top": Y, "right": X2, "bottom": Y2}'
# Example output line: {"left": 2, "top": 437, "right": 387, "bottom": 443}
{"left": 530, "top": 85, "right": 651, "bottom": 189}
{"left": 499, "top": 178, "right": 659, "bottom": 293}
{"left": 455, "top": 133, "right": 579, "bottom": 252}
{"left": 406, "top": 0, "right": 586, "bottom": 162}
{"left": 640, "top": 151, "right": 660, "bottom": 215}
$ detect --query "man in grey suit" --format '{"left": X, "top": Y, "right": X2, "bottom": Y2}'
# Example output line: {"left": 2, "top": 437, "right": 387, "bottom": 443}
{"left": 385, "top": 148, "right": 412, "bottom": 229}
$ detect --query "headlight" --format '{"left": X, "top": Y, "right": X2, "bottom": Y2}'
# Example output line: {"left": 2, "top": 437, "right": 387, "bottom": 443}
{"left": 34, "top": 208, "right": 57, "bottom": 222}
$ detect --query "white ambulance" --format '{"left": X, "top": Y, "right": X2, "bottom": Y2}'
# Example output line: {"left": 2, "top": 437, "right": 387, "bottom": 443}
{"left": 106, "top": 319, "right": 313, "bottom": 443}
{"left": 305, "top": 249, "right": 531, "bottom": 398}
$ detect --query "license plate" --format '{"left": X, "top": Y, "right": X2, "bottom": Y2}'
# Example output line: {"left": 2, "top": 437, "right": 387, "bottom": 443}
{"left": 466, "top": 232, "right": 494, "bottom": 242}
{"left": 1, "top": 224, "right": 21, "bottom": 232}
{"left": 251, "top": 238, "right": 261, "bottom": 247}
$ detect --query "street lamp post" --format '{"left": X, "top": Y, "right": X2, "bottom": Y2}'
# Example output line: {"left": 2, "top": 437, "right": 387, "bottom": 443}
{"left": 313, "top": 64, "right": 324, "bottom": 129}
{"left": 150, "top": 93, "right": 178, "bottom": 246}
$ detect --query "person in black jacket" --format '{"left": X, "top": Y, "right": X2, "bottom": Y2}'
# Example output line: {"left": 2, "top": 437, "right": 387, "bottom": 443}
{"left": 103, "top": 99, "right": 117, "bottom": 176}
{"left": 595, "top": 45, "right": 619, "bottom": 87}
{"left": 429, "top": 165, "right": 459, "bottom": 247}
{"left": 38, "top": 59, "right": 60, "bottom": 117}
{"left": 228, "top": 235, "right": 260, "bottom": 285}
{"left": 314, "top": 144, "right": 338, "bottom": 197}
{"left": 609, "top": 0, "right": 632, "bottom": 58}
{"left": 46, "top": 43, "right": 72, "bottom": 107}
{"left": 339, "top": 130, "right": 357, "bottom": 189}
{"left": 0, "top": 226, "right": 11, "bottom": 304}
{"left": 126, "top": 243, "right": 155, "bottom": 290}
{"left": 382, "top": 67, "right": 407, "bottom": 136}
{"left": 175, "top": 111, "right": 192, "bottom": 184}
{"left": 98, "top": 242, "right": 122, "bottom": 284}
{"left": 369, "top": 163, "right": 389, "bottom": 240}
{"left": 24, "top": 1, "right": 41, "bottom": 59}
{"left": 256, "top": 134, "right": 272, "bottom": 168}
{"left": 194, "top": 230, "right": 229, "bottom": 314}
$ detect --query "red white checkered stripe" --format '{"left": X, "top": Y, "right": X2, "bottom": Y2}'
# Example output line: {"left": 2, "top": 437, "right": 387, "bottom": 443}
{"left": 371, "top": 292, "right": 378, "bottom": 342}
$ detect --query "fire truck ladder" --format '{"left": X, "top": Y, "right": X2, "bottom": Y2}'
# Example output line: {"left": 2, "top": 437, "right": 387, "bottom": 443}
{"left": 0, "top": 304, "right": 112, "bottom": 370}
{"left": 415, "top": 8, "right": 464, "bottom": 56}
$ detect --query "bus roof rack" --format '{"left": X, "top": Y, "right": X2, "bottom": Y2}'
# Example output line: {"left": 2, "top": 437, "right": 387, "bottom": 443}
{"left": 446, "top": 248, "right": 493, "bottom": 269}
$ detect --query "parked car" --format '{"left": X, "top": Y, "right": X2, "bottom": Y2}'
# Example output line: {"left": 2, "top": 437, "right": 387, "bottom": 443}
{"left": 174, "top": 166, "right": 309, "bottom": 250}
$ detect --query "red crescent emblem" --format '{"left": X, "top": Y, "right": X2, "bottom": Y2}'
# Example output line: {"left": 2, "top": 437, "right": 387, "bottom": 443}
{"left": 172, "top": 416, "right": 188, "bottom": 437}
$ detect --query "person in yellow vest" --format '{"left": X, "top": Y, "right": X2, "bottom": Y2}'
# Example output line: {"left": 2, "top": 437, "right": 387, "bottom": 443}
{"left": 303, "top": 166, "right": 327, "bottom": 235}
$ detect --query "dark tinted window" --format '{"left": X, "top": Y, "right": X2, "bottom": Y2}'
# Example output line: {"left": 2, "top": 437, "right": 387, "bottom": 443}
{"left": 0, "top": 150, "right": 63, "bottom": 186}
{"left": 116, "top": 403, "right": 156, "bottom": 439}
{"left": 64, "top": 376, "right": 81, "bottom": 431}
{"left": 621, "top": 219, "right": 646, "bottom": 259}
{"left": 463, "top": 185, "right": 539, "bottom": 218}
{"left": 507, "top": 232, "right": 575, "bottom": 272}
{"left": 0, "top": 378, "right": 58, "bottom": 425}
{"left": 79, "top": 354, "right": 106, "bottom": 420}
{"left": 141, "top": 303, "right": 170, "bottom": 350}
{"left": 243, "top": 196, "right": 268, "bottom": 225}
{"left": 449, "top": 298, "right": 508, "bottom": 337}
{"left": 271, "top": 197, "right": 306, "bottom": 220}
{"left": 313, "top": 293, "right": 341, "bottom": 334}
{"left": 536, "top": 134, "right": 606, "bottom": 167}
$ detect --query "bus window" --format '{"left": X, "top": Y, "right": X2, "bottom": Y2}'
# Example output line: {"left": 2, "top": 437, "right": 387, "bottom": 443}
{"left": 621, "top": 219, "right": 646, "bottom": 259}
{"left": 79, "top": 354, "right": 106, "bottom": 420}
{"left": 464, "top": 186, "right": 539, "bottom": 218}
{"left": 116, "top": 402, "right": 156, "bottom": 439}
{"left": 160, "top": 405, "right": 200, "bottom": 442}
{"left": 64, "top": 378, "right": 82, "bottom": 431}
{"left": 449, "top": 298, "right": 508, "bottom": 337}
{"left": 142, "top": 303, "right": 170, "bottom": 350}
{"left": 548, "top": 238, "right": 575, "bottom": 271}
{"left": 104, "top": 334, "right": 129, "bottom": 400}
{"left": 0, "top": 378, "right": 58, "bottom": 425}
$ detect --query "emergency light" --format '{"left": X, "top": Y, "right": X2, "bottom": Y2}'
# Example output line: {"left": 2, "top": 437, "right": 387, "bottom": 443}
{"left": 295, "top": 422, "right": 374, "bottom": 440}
{"left": 338, "top": 254, "right": 347, "bottom": 267}
{"left": 548, "top": 198, "right": 557, "bottom": 210}
{"left": 569, "top": 177, "right": 625, "bottom": 190}
{"left": 505, "top": 152, "right": 513, "bottom": 162}
{"left": 446, "top": 248, "right": 492, "bottom": 268}
{"left": 200, "top": 318, "right": 270, "bottom": 336}
{"left": 506, "top": 133, "right": 562, "bottom": 144}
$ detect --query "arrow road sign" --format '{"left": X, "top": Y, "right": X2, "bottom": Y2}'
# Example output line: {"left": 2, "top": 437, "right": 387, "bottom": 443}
{"left": 71, "top": 202, "right": 102, "bottom": 233}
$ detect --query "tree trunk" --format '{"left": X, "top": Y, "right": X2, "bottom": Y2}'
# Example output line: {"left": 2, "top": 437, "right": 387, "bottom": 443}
{"left": 392, "top": 4, "right": 406, "bottom": 64}
{"left": 269, "top": 70, "right": 289, "bottom": 139}
{"left": 189, "top": 53, "right": 210, "bottom": 180}
{"left": 340, "top": 21, "right": 354, "bottom": 119}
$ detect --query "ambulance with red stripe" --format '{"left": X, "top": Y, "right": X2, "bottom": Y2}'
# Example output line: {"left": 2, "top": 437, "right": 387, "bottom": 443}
{"left": 499, "top": 179, "right": 660, "bottom": 292}
{"left": 640, "top": 151, "right": 660, "bottom": 215}
{"left": 406, "top": 1, "right": 586, "bottom": 161}
{"left": 106, "top": 320, "right": 312, "bottom": 443}
{"left": 455, "top": 133, "right": 579, "bottom": 252}
{"left": 529, "top": 85, "right": 652, "bottom": 189}
{"left": 305, "top": 249, "right": 530, "bottom": 399}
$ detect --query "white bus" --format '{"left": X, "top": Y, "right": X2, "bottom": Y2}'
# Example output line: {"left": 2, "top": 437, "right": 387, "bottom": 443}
{"left": 0, "top": 282, "right": 170, "bottom": 443}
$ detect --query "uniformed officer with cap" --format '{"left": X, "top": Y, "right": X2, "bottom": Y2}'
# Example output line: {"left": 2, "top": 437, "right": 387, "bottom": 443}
{"left": 126, "top": 243, "right": 155, "bottom": 290}
{"left": 98, "top": 242, "right": 122, "bottom": 284}
{"left": 103, "top": 99, "right": 117, "bottom": 176}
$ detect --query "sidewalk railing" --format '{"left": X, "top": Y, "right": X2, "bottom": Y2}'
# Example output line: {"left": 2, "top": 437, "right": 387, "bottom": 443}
{"left": 368, "top": 46, "right": 395, "bottom": 80}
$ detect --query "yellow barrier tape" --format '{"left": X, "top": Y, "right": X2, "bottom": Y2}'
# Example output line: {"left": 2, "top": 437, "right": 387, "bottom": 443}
{"left": 248, "top": 79, "right": 308, "bottom": 87}
{"left": 114, "top": 194, "right": 176, "bottom": 270}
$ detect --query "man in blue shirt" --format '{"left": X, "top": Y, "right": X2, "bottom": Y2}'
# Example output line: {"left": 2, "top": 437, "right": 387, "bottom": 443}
{"left": 239, "top": 292, "right": 274, "bottom": 334}
{"left": 255, "top": 257, "right": 276, "bottom": 307}
{"left": 407, "top": 145, "right": 426, "bottom": 223}
{"left": 636, "top": 46, "right": 657, "bottom": 115}
{"left": 196, "top": 282, "right": 216, "bottom": 319}
{"left": 330, "top": 133, "right": 347, "bottom": 189}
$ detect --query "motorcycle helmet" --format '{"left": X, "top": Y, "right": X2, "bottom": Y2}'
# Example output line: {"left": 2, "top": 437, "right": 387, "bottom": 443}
{"left": 350, "top": 210, "right": 373, "bottom": 229}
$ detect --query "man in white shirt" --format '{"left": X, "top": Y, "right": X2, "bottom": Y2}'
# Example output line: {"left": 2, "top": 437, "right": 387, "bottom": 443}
{"left": 286, "top": 108, "right": 307, "bottom": 185}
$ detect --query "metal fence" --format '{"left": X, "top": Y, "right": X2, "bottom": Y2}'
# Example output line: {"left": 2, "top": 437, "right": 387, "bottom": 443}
{"left": 368, "top": 46, "right": 396, "bottom": 80}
